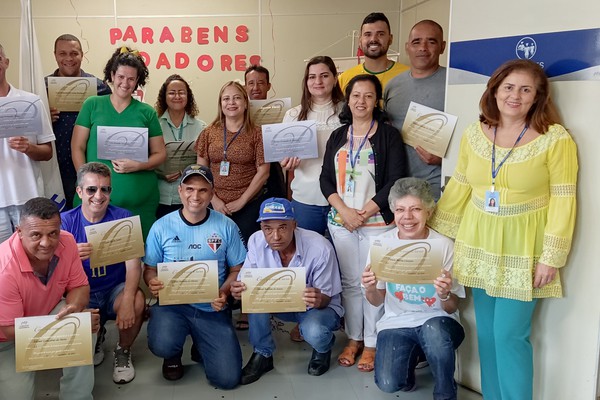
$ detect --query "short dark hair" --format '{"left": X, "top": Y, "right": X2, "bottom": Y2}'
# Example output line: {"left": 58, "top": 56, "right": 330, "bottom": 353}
{"left": 103, "top": 46, "right": 149, "bottom": 89}
{"left": 20, "top": 197, "right": 60, "bottom": 223}
{"left": 339, "top": 74, "right": 386, "bottom": 124}
{"left": 361, "top": 12, "right": 391, "bottom": 33}
{"left": 155, "top": 74, "right": 199, "bottom": 117}
{"left": 76, "top": 162, "right": 111, "bottom": 187}
{"left": 54, "top": 34, "right": 82, "bottom": 53}
{"left": 244, "top": 64, "right": 270, "bottom": 84}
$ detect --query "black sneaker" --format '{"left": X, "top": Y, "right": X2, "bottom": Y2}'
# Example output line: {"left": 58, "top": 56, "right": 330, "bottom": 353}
{"left": 162, "top": 357, "right": 184, "bottom": 381}
{"left": 93, "top": 325, "right": 106, "bottom": 366}
{"left": 241, "top": 353, "right": 273, "bottom": 385}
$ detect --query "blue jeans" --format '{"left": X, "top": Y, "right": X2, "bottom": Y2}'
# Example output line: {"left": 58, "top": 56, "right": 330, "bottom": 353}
{"left": 147, "top": 304, "right": 242, "bottom": 389}
{"left": 88, "top": 282, "right": 125, "bottom": 326}
{"left": 291, "top": 200, "right": 329, "bottom": 236}
{"left": 248, "top": 307, "right": 341, "bottom": 357}
{"left": 374, "top": 316, "right": 465, "bottom": 400}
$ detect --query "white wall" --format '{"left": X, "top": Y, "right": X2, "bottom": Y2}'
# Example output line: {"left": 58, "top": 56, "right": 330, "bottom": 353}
{"left": 446, "top": 1, "right": 600, "bottom": 399}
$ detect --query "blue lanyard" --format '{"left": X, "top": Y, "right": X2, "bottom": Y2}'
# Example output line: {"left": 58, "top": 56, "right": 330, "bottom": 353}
{"left": 491, "top": 124, "right": 528, "bottom": 188}
{"left": 349, "top": 119, "right": 375, "bottom": 171}
{"left": 169, "top": 123, "right": 184, "bottom": 141}
{"left": 223, "top": 125, "right": 243, "bottom": 161}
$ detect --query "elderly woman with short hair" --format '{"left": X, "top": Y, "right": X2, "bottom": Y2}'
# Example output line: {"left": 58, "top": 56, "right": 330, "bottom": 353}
{"left": 362, "top": 177, "right": 465, "bottom": 399}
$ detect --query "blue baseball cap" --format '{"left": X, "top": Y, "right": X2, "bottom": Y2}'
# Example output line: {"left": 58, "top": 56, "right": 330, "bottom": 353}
{"left": 257, "top": 198, "right": 295, "bottom": 222}
{"left": 180, "top": 164, "right": 214, "bottom": 187}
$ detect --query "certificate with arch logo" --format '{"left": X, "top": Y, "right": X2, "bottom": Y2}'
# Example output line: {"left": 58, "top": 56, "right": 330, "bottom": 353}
{"left": 47, "top": 77, "right": 97, "bottom": 112}
{"left": 370, "top": 238, "right": 443, "bottom": 284}
{"left": 84, "top": 216, "right": 145, "bottom": 269}
{"left": 157, "top": 260, "right": 219, "bottom": 305}
{"left": 241, "top": 267, "right": 306, "bottom": 313}
{"left": 14, "top": 312, "right": 93, "bottom": 372}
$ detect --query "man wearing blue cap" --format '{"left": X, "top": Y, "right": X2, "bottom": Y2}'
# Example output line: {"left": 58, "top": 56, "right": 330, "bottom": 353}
{"left": 143, "top": 164, "right": 245, "bottom": 389}
{"left": 231, "top": 197, "right": 344, "bottom": 383}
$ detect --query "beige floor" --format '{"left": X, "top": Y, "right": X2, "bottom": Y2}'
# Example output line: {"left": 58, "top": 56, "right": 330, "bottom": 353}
{"left": 36, "top": 314, "right": 482, "bottom": 400}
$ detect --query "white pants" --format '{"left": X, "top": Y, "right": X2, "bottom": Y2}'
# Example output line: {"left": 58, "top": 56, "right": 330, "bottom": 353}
{"left": 328, "top": 223, "right": 392, "bottom": 348}
{"left": 0, "top": 301, "right": 96, "bottom": 400}
{"left": 0, "top": 205, "right": 23, "bottom": 244}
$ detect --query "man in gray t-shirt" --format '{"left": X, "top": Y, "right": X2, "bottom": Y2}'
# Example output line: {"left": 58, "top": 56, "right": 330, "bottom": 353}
{"left": 384, "top": 20, "right": 447, "bottom": 200}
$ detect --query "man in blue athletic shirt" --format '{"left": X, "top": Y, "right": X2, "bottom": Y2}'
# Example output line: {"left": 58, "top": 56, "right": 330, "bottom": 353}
{"left": 143, "top": 164, "right": 245, "bottom": 389}
{"left": 61, "top": 162, "right": 145, "bottom": 384}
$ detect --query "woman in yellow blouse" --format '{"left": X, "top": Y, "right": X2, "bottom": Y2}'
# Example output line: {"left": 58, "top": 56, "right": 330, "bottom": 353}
{"left": 429, "top": 59, "right": 577, "bottom": 400}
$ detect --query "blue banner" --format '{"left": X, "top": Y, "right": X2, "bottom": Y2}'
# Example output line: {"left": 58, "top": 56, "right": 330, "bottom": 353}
{"left": 449, "top": 28, "right": 600, "bottom": 84}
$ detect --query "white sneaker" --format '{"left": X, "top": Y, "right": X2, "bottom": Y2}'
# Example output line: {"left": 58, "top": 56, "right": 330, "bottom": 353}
{"left": 113, "top": 345, "right": 135, "bottom": 384}
{"left": 93, "top": 326, "right": 106, "bottom": 366}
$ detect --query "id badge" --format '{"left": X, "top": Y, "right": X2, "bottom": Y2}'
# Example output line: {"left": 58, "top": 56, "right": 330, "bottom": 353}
{"left": 484, "top": 190, "right": 499, "bottom": 213}
{"left": 345, "top": 176, "right": 355, "bottom": 197}
{"left": 220, "top": 161, "right": 230, "bottom": 176}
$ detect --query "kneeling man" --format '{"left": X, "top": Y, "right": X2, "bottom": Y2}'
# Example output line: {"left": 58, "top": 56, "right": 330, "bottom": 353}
{"left": 231, "top": 198, "right": 343, "bottom": 384}
{"left": 144, "top": 164, "right": 244, "bottom": 389}
{"left": 61, "top": 162, "right": 145, "bottom": 384}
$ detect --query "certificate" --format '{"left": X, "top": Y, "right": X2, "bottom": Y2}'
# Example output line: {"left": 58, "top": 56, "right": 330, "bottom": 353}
{"left": 157, "top": 260, "right": 219, "bottom": 305}
{"left": 84, "top": 216, "right": 145, "bottom": 269}
{"left": 0, "top": 93, "right": 43, "bottom": 138}
{"left": 249, "top": 97, "right": 292, "bottom": 125}
{"left": 47, "top": 77, "right": 97, "bottom": 112}
{"left": 14, "top": 312, "right": 93, "bottom": 372}
{"left": 241, "top": 267, "right": 306, "bottom": 313}
{"left": 96, "top": 126, "right": 149, "bottom": 162}
{"left": 370, "top": 237, "right": 443, "bottom": 284}
{"left": 261, "top": 120, "right": 318, "bottom": 162}
{"left": 156, "top": 141, "right": 196, "bottom": 175}
{"left": 401, "top": 101, "right": 458, "bottom": 158}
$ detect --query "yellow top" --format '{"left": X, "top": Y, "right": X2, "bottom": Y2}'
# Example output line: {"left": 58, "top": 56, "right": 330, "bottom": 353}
{"left": 338, "top": 61, "right": 409, "bottom": 94}
{"left": 429, "top": 122, "right": 578, "bottom": 301}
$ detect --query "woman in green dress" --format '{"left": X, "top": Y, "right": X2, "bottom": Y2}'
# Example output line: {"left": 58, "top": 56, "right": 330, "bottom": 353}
{"left": 72, "top": 47, "right": 166, "bottom": 238}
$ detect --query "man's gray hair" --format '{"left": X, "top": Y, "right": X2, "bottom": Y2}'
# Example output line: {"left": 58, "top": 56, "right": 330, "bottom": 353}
{"left": 76, "top": 162, "right": 111, "bottom": 186}
{"left": 388, "top": 177, "right": 436, "bottom": 212}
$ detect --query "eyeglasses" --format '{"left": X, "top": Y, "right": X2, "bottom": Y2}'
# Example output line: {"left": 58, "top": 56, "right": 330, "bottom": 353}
{"left": 83, "top": 186, "right": 112, "bottom": 195}
{"left": 167, "top": 90, "right": 187, "bottom": 97}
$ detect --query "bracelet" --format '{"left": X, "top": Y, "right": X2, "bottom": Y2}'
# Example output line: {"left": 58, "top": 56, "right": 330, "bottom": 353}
{"left": 439, "top": 292, "right": 451, "bottom": 302}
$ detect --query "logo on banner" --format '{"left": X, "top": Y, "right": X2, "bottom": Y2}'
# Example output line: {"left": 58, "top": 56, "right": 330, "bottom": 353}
{"left": 207, "top": 234, "right": 223, "bottom": 253}
{"left": 516, "top": 37, "right": 537, "bottom": 59}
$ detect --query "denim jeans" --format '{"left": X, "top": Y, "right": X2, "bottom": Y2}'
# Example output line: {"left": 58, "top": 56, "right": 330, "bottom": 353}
{"left": 147, "top": 304, "right": 242, "bottom": 389}
{"left": 248, "top": 307, "right": 341, "bottom": 357}
{"left": 290, "top": 200, "right": 330, "bottom": 236}
{"left": 374, "top": 316, "right": 465, "bottom": 400}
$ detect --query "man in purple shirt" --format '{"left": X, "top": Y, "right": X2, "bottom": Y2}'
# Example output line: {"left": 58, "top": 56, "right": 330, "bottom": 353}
{"left": 231, "top": 198, "right": 343, "bottom": 384}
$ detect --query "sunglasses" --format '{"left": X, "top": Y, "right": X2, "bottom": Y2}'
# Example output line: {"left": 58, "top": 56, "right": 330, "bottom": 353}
{"left": 83, "top": 186, "right": 112, "bottom": 195}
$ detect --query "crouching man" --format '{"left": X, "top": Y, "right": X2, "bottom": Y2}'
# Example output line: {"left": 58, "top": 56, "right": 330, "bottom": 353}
{"left": 231, "top": 198, "right": 343, "bottom": 384}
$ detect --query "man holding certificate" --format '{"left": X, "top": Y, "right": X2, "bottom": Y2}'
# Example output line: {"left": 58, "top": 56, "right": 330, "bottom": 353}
{"left": 230, "top": 198, "right": 343, "bottom": 384}
{"left": 383, "top": 20, "right": 447, "bottom": 200}
{"left": 45, "top": 34, "right": 112, "bottom": 209}
{"left": 61, "top": 162, "right": 145, "bottom": 384}
{"left": 0, "top": 197, "right": 99, "bottom": 400}
{"left": 143, "top": 164, "right": 245, "bottom": 389}
{"left": 0, "top": 44, "right": 56, "bottom": 244}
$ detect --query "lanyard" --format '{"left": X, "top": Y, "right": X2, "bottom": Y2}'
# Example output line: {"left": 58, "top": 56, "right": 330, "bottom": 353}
{"left": 223, "top": 125, "right": 243, "bottom": 161}
{"left": 491, "top": 124, "right": 528, "bottom": 190}
{"left": 349, "top": 119, "right": 375, "bottom": 171}
{"left": 168, "top": 123, "right": 184, "bottom": 141}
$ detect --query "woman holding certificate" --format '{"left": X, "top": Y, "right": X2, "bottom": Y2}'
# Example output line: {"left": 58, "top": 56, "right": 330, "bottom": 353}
{"left": 429, "top": 59, "right": 578, "bottom": 400}
{"left": 72, "top": 46, "right": 166, "bottom": 239}
{"left": 195, "top": 81, "right": 269, "bottom": 244}
{"left": 154, "top": 74, "right": 206, "bottom": 218}
{"left": 320, "top": 74, "right": 408, "bottom": 372}
{"left": 362, "top": 177, "right": 465, "bottom": 398}
{"left": 280, "top": 56, "right": 344, "bottom": 236}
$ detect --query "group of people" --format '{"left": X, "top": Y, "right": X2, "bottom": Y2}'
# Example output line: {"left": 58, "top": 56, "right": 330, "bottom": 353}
{"left": 0, "top": 10, "right": 577, "bottom": 400}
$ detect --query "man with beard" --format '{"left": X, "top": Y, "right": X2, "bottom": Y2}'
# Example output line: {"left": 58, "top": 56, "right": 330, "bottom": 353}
{"left": 338, "top": 13, "right": 409, "bottom": 93}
